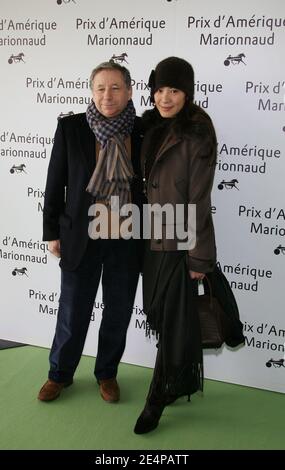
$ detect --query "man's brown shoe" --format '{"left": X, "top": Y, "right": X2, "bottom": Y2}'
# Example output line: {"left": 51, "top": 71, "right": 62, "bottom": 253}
{"left": 38, "top": 379, "right": 73, "bottom": 402}
{"left": 99, "top": 378, "right": 120, "bottom": 403}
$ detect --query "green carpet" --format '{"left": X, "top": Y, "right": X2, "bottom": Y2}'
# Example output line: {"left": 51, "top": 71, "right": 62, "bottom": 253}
{"left": 0, "top": 346, "right": 284, "bottom": 450}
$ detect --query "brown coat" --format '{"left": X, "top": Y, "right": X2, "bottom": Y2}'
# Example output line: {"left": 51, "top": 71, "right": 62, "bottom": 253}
{"left": 142, "top": 121, "right": 216, "bottom": 273}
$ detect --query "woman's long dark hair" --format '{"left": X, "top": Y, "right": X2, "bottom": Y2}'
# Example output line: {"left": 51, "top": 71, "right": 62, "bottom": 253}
{"left": 142, "top": 100, "right": 217, "bottom": 163}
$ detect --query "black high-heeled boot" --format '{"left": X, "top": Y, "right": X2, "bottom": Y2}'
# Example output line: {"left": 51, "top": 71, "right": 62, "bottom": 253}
{"left": 134, "top": 342, "right": 166, "bottom": 434}
{"left": 134, "top": 399, "right": 165, "bottom": 434}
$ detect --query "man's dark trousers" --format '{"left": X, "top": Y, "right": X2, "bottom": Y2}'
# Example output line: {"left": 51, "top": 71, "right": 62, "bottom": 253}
{"left": 48, "top": 238, "right": 140, "bottom": 383}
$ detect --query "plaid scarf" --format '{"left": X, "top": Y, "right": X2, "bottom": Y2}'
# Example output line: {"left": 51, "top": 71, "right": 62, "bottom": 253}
{"left": 86, "top": 99, "right": 136, "bottom": 208}
{"left": 86, "top": 98, "right": 136, "bottom": 147}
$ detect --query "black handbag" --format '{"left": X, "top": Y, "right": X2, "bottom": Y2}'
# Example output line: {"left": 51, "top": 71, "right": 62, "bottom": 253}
{"left": 196, "top": 276, "right": 230, "bottom": 349}
{"left": 196, "top": 265, "right": 245, "bottom": 349}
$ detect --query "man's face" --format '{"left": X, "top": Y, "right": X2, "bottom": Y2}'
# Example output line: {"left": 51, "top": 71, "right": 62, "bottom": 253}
{"left": 92, "top": 69, "right": 132, "bottom": 118}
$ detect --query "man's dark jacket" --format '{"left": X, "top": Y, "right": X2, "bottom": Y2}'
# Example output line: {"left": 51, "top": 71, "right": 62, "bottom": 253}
{"left": 43, "top": 113, "right": 144, "bottom": 271}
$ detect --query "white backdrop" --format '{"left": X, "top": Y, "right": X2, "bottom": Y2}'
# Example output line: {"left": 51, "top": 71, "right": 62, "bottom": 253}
{"left": 0, "top": 0, "right": 284, "bottom": 393}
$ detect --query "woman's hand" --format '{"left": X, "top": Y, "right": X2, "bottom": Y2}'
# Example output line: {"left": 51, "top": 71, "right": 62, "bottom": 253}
{"left": 48, "top": 240, "right": 61, "bottom": 258}
{"left": 189, "top": 270, "right": 205, "bottom": 281}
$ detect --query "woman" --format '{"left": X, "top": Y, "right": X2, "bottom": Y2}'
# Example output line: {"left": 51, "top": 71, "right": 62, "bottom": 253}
{"left": 134, "top": 57, "right": 217, "bottom": 434}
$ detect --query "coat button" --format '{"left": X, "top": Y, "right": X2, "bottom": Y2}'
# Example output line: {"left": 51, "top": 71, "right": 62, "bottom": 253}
{"left": 152, "top": 182, "right": 158, "bottom": 189}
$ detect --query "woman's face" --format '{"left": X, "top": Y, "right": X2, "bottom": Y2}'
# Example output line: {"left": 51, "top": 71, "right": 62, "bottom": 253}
{"left": 154, "top": 87, "right": 186, "bottom": 118}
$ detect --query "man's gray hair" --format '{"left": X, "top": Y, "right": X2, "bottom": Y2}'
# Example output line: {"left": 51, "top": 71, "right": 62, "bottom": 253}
{"left": 89, "top": 61, "right": 132, "bottom": 90}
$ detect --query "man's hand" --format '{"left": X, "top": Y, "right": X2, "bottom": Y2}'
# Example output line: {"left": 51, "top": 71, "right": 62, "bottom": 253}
{"left": 48, "top": 240, "right": 61, "bottom": 258}
{"left": 189, "top": 270, "right": 205, "bottom": 281}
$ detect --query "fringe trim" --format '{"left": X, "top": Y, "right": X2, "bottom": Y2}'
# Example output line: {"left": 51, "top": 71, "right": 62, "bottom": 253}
{"left": 145, "top": 297, "right": 164, "bottom": 339}
{"left": 150, "top": 361, "right": 204, "bottom": 404}
{"left": 162, "top": 362, "right": 204, "bottom": 399}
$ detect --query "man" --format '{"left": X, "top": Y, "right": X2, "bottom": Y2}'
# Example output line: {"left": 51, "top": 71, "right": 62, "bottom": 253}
{"left": 38, "top": 61, "right": 144, "bottom": 402}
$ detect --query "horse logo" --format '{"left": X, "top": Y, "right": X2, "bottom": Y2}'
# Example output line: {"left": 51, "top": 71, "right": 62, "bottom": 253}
{"left": 10, "top": 164, "right": 27, "bottom": 174}
{"left": 8, "top": 52, "right": 25, "bottom": 64}
{"left": 218, "top": 179, "right": 239, "bottom": 190}
{"left": 12, "top": 267, "right": 28, "bottom": 276}
{"left": 110, "top": 53, "right": 129, "bottom": 64}
{"left": 224, "top": 53, "right": 246, "bottom": 66}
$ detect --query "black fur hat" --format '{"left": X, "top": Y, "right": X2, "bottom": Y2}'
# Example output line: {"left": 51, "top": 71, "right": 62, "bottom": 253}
{"left": 148, "top": 56, "right": 194, "bottom": 103}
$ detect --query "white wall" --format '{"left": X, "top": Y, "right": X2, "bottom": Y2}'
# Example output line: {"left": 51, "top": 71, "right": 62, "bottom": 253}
{"left": 1, "top": 0, "right": 284, "bottom": 393}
